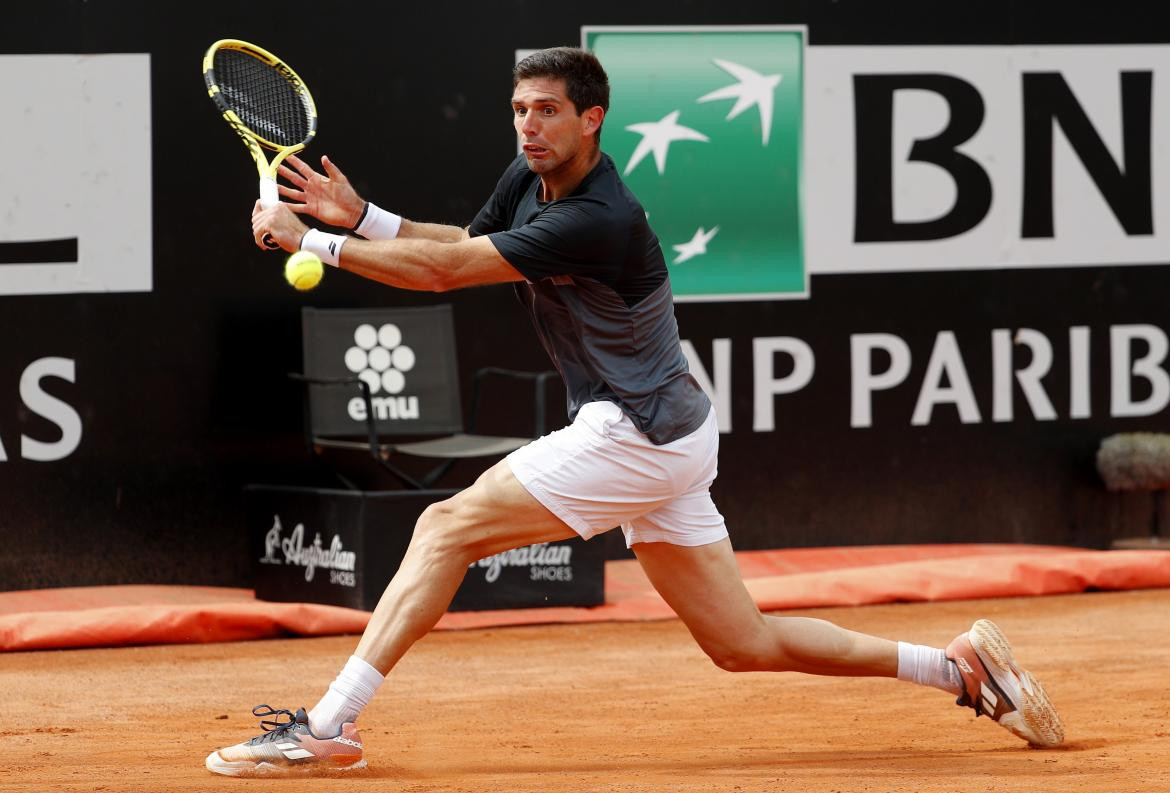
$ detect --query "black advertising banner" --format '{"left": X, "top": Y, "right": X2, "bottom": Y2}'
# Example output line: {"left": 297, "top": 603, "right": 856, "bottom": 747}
{"left": 246, "top": 486, "right": 603, "bottom": 611}
{"left": 248, "top": 486, "right": 377, "bottom": 610}
{"left": 452, "top": 537, "right": 605, "bottom": 612}
{"left": 3, "top": 1, "right": 1169, "bottom": 590}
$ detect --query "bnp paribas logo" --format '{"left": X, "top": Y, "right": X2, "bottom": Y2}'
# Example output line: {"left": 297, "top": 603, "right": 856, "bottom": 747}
{"left": 583, "top": 26, "right": 805, "bottom": 301}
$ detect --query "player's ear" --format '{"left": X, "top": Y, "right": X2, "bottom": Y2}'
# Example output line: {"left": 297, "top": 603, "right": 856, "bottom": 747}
{"left": 581, "top": 106, "right": 604, "bottom": 137}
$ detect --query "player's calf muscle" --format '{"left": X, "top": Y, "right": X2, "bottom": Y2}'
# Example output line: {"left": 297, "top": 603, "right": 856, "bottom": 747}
{"left": 694, "top": 617, "right": 875, "bottom": 675}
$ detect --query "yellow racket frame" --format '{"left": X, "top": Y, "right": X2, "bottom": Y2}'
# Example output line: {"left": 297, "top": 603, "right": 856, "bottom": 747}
{"left": 203, "top": 38, "right": 318, "bottom": 208}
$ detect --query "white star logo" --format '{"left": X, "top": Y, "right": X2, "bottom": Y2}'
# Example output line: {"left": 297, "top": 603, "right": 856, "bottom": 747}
{"left": 697, "top": 59, "right": 782, "bottom": 145}
{"left": 672, "top": 226, "right": 720, "bottom": 264}
{"left": 623, "top": 110, "right": 709, "bottom": 175}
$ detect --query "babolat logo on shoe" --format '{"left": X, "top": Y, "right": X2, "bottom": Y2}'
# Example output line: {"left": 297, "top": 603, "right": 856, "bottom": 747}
{"left": 584, "top": 26, "right": 806, "bottom": 301}
{"left": 274, "top": 741, "right": 314, "bottom": 761}
{"left": 343, "top": 322, "right": 420, "bottom": 421}
{"left": 332, "top": 736, "right": 362, "bottom": 749}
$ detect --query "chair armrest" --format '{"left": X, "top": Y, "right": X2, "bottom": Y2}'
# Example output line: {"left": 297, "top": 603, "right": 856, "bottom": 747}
{"left": 287, "top": 372, "right": 380, "bottom": 464}
{"left": 467, "top": 367, "right": 557, "bottom": 438}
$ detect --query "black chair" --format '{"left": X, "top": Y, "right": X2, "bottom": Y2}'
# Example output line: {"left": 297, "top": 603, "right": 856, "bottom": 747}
{"left": 292, "top": 305, "right": 556, "bottom": 490}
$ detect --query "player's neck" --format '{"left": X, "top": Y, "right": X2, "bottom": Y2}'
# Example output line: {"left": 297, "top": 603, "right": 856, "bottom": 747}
{"left": 539, "top": 146, "right": 601, "bottom": 202}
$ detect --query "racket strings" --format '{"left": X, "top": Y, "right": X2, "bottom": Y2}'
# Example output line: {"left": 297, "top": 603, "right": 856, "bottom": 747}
{"left": 213, "top": 49, "right": 310, "bottom": 148}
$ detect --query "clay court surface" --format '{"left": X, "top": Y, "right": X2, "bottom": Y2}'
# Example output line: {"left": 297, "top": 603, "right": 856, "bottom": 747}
{"left": 1, "top": 588, "right": 1167, "bottom": 793}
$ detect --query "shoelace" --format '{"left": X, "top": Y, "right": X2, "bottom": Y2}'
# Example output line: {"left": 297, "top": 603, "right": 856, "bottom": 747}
{"left": 249, "top": 704, "right": 302, "bottom": 743}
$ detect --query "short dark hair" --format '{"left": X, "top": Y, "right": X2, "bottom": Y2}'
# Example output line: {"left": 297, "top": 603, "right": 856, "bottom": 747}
{"left": 513, "top": 47, "right": 610, "bottom": 142}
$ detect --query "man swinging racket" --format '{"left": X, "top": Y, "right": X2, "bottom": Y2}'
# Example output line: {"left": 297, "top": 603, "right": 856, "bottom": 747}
{"left": 208, "top": 47, "right": 1064, "bottom": 777}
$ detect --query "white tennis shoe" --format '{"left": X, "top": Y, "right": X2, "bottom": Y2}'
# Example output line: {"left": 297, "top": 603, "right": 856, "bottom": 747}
{"left": 206, "top": 705, "right": 366, "bottom": 777}
{"left": 946, "top": 619, "right": 1065, "bottom": 747}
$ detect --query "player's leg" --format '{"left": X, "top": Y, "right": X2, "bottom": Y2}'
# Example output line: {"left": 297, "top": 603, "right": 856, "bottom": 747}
{"left": 632, "top": 537, "right": 900, "bottom": 676}
{"left": 634, "top": 537, "right": 1063, "bottom": 746}
{"left": 351, "top": 460, "right": 576, "bottom": 673}
{"left": 266, "top": 402, "right": 655, "bottom": 775}
{"left": 206, "top": 458, "right": 575, "bottom": 777}
{"left": 620, "top": 402, "right": 1060, "bottom": 748}
{"left": 621, "top": 411, "right": 909, "bottom": 679}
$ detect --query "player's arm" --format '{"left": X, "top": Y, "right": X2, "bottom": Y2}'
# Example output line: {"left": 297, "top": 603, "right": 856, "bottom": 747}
{"left": 337, "top": 236, "right": 521, "bottom": 291}
{"left": 251, "top": 202, "right": 520, "bottom": 291}
{"left": 278, "top": 154, "right": 468, "bottom": 243}
{"left": 395, "top": 218, "right": 470, "bottom": 243}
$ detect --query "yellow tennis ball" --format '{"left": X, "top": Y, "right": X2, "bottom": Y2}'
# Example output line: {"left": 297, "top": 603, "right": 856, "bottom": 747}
{"left": 284, "top": 250, "right": 323, "bottom": 291}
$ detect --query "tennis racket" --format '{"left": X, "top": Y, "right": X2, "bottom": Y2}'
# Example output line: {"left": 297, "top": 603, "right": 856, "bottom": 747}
{"left": 202, "top": 39, "right": 317, "bottom": 248}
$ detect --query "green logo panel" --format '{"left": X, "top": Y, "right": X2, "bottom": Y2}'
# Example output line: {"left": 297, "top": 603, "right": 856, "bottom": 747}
{"left": 584, "top": 27, "right": 805, "bottom": 301}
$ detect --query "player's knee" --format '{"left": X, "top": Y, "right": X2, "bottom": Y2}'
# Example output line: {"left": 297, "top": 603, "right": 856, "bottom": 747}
{"left": 411, "top": 499, "right": 475, "bottom": 563}
{"left": 704, "top": 642, "right": 770, "bottom": 673}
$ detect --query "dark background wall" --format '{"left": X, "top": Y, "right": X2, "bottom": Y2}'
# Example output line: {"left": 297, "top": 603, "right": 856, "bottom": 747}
{"left": 2, "top": 1, "right": 1167, "bottom": 590}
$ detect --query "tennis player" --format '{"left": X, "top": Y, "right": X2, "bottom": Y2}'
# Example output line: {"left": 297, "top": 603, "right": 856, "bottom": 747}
{"left": 208, "top": 47, "right": 1064, "bottom": 777}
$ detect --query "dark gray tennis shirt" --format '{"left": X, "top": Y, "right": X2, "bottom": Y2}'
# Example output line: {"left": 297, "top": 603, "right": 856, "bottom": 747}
{"left": 468, "top": 153, "right": 711, "bottom": 445}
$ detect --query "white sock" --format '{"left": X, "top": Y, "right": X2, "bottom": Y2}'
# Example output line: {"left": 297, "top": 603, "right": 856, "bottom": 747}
{"left": 308, "top": 655, "right": 385, "bottom": 737}
{"left": 896, "top": 642, "right": 962, "bottom": 695}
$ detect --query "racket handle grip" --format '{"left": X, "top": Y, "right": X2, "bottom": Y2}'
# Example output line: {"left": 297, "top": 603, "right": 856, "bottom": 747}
{"left": 259, "top": 176, "right": 280, "bottom": 249}
{"left": 259, "top": 175, "right": 279, "bottom": 208}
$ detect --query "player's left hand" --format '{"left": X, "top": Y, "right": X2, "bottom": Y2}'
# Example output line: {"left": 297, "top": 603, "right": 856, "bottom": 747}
{"left": 278, "top": 154, "right": 366, "bottom": 229}
{"left": 251, "top": 200, "right": 308, "bottom": 252}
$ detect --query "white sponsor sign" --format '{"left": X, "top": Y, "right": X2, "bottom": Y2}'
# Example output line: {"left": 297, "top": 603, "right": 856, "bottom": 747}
{"left": 469, "top": 542, "right": 574, "bottom": 583}
{"left": 685, "top": 324, "right": 1170, "bottom": 432}
{"left": 0, "top": 54, "right": 152, "bottom": 295}
{"left": 805, "top": 45, "right": 1170, "bottom": 273}
{"left": 260, "top": 515, "right": 357, "bottom": 585}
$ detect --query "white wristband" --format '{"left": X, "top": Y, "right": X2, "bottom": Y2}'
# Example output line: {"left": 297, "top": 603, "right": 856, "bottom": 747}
{"left": 300, "top": 228, "right": 346, "bottom": 267}
{"left": 353, "top": 202, "right": 402, "bottom": 241}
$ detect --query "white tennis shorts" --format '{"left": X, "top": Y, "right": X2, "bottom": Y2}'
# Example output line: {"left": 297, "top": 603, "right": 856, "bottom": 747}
{"left": 506, "top": 401, "right": 728, "bottom": 547}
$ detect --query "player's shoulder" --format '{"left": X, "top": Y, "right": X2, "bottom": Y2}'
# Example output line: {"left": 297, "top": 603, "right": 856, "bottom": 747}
{"left": 572, "top": 154, "right": 646, "bottom": 227}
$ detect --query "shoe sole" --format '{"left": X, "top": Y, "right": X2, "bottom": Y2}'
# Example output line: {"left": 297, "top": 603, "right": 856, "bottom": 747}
{"left": 205, "top": 751, "right": 367, "bottom": 777}
{"left": 969, "top": 619, "right": 1065, "bottom": 748}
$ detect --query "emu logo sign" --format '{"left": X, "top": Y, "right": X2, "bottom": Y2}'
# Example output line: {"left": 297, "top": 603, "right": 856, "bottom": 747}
{"left": 343, "top": 322, "right": 420, "bottom": 422}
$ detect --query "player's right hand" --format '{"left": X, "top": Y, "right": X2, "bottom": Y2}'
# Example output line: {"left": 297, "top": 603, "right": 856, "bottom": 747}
{"left": 251, "top": 200, "right": 307, "bottom": 253}
{"left": 278, "top": 154, "right": 366, "bottom": 230}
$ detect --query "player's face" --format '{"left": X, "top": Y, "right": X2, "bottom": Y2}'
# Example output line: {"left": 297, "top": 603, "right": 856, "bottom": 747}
{"left": 511, "top": 77, "right": 587, "bottom": 174}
